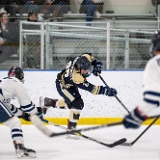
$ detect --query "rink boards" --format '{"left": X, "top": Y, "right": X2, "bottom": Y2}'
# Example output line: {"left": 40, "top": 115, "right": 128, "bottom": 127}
{"left": 0, "top": 70, "right": 160, "bottom": 125}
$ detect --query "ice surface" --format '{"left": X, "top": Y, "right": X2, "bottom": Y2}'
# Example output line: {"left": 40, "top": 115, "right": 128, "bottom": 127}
{"left": 0, "top": 124, "right": 160, "bottom": 160}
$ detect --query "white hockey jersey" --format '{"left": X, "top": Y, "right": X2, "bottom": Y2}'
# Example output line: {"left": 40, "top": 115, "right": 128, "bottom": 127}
{"left": 0, "top": 77, "right": 35, "bottom": 113}
{"left": 143, "top": 54, "right": 160, "bottom": 92}
{"left": 139, "top": 54, "right": 160, "bottom": 115}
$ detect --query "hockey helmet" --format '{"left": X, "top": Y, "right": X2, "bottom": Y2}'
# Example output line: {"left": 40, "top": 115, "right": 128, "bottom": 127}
{"left": 75, "top": 56, "right": 91, "bottom": 71}
{"left": 8, "top": 66, "right": 24, "bottom": 82}
{"left": 150, "top": 30, "right": 160, "bottom": 56}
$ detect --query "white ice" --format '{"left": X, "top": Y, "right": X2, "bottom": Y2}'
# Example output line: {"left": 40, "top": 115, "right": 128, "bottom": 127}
{"left": 0, "top": 124, "right": 160, "bottom": 160}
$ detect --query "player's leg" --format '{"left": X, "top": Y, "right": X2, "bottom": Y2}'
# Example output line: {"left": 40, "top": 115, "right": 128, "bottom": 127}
{"left": 39, "top": 81, "right": 70, "bottom": 113}
{"left": 56, "top": 84, "right": 84, "bottom": 139}
{"left": 0, "top": 101, "right": 36, "bottom": 158}
{"left": 66, "top": 96, "right": 84, "bottom": 139}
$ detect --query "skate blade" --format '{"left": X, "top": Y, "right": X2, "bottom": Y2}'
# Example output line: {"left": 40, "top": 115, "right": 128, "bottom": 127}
{"left": 17, "top": 152, "right": 36, "bottom": 158}
{"left": 66, "top": 135, "right": 80, "bottom": 140}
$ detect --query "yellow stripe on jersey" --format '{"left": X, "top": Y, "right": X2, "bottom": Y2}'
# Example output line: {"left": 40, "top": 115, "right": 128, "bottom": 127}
{"left": 91, "top": 86, "right": 100, "bottom": 95}
{"left": 62, "top": 88, "right": 75, "bottom": 102}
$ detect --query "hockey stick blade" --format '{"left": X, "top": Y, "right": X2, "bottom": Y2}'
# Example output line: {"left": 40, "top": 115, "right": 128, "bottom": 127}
{"left": 121, "top": 115, "right": 160, "bottom": 147}
{"left": 81, "top": 136, "right": 126, "bottom": 148}
{"left": 67, "top": 131, "right": 126, "bottom": 148}
{"left": 50, "top": 130, "right": 126, "bottom": 147}
{"left": 108, "top": 138, "right": 127, "bottom": 147}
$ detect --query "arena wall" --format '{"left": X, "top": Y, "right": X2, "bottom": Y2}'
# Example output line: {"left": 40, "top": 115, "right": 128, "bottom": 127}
{"left": 0, "top": 70, "right": 159, "bottom": 125}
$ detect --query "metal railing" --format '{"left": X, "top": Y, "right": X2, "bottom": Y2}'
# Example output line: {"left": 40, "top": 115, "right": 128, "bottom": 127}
{"left": 19, "top": 20, "right": 155, "bottom": 70}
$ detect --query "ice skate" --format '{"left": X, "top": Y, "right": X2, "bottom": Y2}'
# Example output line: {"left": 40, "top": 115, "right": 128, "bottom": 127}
{"left": 66, "top": 121, "right": 80, "bottom": 140}
{"left": 14, "top": 141, "right": 36, "bottom": 158}
{"left": 39, "top": 96, "right": 58, "bottom": 114}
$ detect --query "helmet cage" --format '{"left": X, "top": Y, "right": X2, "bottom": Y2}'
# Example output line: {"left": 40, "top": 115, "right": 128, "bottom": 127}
{"left": 8, "top": 66, "right": 24, "bottom": 82}
{"left": 75, "top": 56, "right": 91, "bottom": 71}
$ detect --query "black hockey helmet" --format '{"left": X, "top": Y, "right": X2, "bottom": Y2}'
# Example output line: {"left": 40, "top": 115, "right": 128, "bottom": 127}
{"left": 150, "top": 30, "right": 160, "bottom": 56}
{"left": 8, "top": 66, "right": 24, "bottom": 82}
{"left": 75, "top": 56, "right": 91, "bottom": 71}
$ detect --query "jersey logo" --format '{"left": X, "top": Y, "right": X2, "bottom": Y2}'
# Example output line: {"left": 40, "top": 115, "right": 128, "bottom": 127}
{"left": 83, "top": 82, "right": 89, "bottom": 87}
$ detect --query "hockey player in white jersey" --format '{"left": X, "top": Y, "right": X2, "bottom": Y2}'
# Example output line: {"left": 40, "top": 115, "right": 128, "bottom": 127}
{"left": 123, "top": 31, "right": 160, "bottom": 128}
{"left": 0, "top": 66, "right": 53, "bottom": 158}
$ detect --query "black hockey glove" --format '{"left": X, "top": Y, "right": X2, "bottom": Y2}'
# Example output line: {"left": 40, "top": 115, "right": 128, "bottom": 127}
{"left": 18, "top": 112, "right": 30, "bottom": 121}
{"left": 123, "top": 107, "right": 148, "bottom": 129}
{"left": 93, "top": 62, "right": 102, "bottom": 76}
{"left": 18, "top": 107, "right": 43, "bottom": 121}
{"left": 36, "top": 107, "right": 43, "bottom": 120}
{"left": 101, "top": 86, "right": 117, "bottom": 97}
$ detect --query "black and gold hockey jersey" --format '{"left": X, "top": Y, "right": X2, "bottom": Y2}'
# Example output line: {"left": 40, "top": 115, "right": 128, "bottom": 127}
{"left": 56, "top": 53, "right": 104, "bottom": 95}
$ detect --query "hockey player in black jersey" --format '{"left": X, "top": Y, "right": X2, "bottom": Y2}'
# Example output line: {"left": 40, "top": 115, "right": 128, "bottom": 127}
{"left": 40, "top": 53, "right": 117, "bottom": 139}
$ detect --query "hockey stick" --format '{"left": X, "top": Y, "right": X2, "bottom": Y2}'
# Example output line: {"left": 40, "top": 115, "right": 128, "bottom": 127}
{"left": 48, "top": 114, "right": 159, "bottom": 138}
{"left": 42, "top": 119, "right": 126, "bottom": 147}
{"left": 148, "top": 114, "right": 160, "bottom": 119}
{"left": 122, "top": 115, "right": 160, "bottom": 146}
{"left": 49, "top": 121, "right": 123, "bottom": 137}
{"left": 98, "top": 74, "right": 130, "bottom": 114}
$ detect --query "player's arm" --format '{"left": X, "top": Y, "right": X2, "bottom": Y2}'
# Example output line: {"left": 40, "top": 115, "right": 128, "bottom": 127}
{"left": 7, "top": 103, "right": 23, "bottom": 117}
{"left": 68, "top": 77, "right": 117, "bottom": 97}
{"left": 12, "top": 81, "right": 42, "bottom": 118}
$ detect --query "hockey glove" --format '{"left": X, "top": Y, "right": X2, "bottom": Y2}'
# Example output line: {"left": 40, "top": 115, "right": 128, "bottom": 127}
{"left": 123, "top": 107, "right": 148, "bottom": 129}
{"left": 101, "top": 86, "right": 117, "bottom": 97}
{"left": 93, "top": 62, "right": 102, "bottom": 76}
{"left": 36, "top": 107, "right": 43, "bottom": 120}
{"left": 18, "top": 107, "right": 43, "bottom": 121}
{"left": 18, "top": 112, "right": 30, "bottom": 121}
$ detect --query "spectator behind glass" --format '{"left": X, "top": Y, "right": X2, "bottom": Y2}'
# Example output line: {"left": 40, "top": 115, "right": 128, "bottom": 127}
{"left": 23, "top": 10, "right": 40, "bottom": 68}
{"left": 0, "top": 11, "right": 19, "bottom": 64}
{"left": 42, "top": 0, "right": 70, "bottom": 29}
{"left": 78, "top": 0, "right": 104, "bottom": 26}
{"left": 4, "top": 2, "right": 19, "bottom": 22}
{"left": 24, "top": 0, "right": 39, "bottom": 13}
{"left": 50, "top": 0, "right": 70, "bottom": 22}
{"left": 151, "top": 0, "right": 160, "bottom": 16}
{"left": 0, "top": 0, "right": 19, "bottom": 22}
{"left": 28, "top": 10, "right": 38, "bottom": 22}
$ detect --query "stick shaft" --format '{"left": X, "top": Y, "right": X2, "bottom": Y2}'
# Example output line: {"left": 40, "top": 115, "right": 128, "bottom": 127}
{"left": 131, "top": 115, "right": 160, "bottom": 146}
{"left": 44, "top": 114, "right": 159, "bottom": 137}
{"left": 98, "top": 74, "right": 130, "bottom": 114}
{"left": 48, "top": 121, "right": 123, "bottom": 137}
